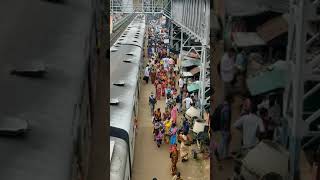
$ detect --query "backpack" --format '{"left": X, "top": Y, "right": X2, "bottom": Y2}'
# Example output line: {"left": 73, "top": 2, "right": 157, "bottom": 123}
{"left": 211, "top": 104, "right": 223, "bottom": 132}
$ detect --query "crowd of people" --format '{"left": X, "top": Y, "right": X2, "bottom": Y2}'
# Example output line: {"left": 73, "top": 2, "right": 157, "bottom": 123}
{"left": 144, "top": 16, "right": 198, "bottom": 179}
{"left": 211, "top": 47, "right": 284, "bottom": 167}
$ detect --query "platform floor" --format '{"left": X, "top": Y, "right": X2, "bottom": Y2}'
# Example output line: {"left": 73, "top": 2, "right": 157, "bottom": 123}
{"left": 131, "top": 58, "right": 209, "bottom": 180}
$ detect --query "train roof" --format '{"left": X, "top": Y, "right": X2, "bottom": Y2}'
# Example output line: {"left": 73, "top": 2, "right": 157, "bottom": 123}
{"left": 110, "top": 15, "right": 146, "bottom": 133}
{"left": 110, "top": 137, "right": 128, "bottom": 180}
{"left": 116, "top": 16, "right": 146, "bottom": 48}
{"left": 0, "top": 1, "right": 92, "bottom": 180}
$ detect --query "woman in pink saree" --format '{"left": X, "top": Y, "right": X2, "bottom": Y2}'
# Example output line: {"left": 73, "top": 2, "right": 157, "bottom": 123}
{"left": 171, "top": 103, "right": 178, "bottom": 124}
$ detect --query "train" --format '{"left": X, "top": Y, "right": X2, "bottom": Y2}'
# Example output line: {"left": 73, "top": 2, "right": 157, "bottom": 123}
{"left": 110, "top": 14, "right": 146, "bottom": 180}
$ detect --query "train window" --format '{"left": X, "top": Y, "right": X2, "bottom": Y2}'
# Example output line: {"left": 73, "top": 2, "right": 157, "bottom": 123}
{"left": 126, "top": 53, "right": 134, "bottom": 56}
{"left": 123, "top": 59, "right": 133, "bottom": 63}
{"left": 119, "top": 38, "right": 124, "bottom": 41}
{"left": 133, "top": 41, "right": 138, "bottom": 43}
{"left": 110, "top": 49, "right": 118, "bottom": 52}
{"left": 113, "top": 80, "right": 125, "bottom": 86}
{"left": 110, "top": 98, "right": 119, "bottom": 105}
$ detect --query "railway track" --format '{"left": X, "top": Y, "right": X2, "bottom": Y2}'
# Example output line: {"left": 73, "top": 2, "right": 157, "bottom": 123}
{"left": 110, "top": 14, "right": 136, "bottom": 46}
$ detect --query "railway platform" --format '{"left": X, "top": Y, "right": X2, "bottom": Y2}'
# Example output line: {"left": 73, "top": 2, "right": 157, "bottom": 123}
{"left": 131, "top": 15, "right": 210, "bottom": 180}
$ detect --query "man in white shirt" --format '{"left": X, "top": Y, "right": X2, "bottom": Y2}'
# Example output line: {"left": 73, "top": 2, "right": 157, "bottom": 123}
{"left": 144, "top": 65, "right": 150, "bottom": 84}
{"left": 183, "top": 95, "right": 193, "bottom": 110}
{"left": 178, "top": 77, "right": 184, "bottom": 95}
{"left": 220, "top": 48, "right": 236, "bottom": 102}
{"left": 233, "top": 106, "right": 265, "bottom": 149}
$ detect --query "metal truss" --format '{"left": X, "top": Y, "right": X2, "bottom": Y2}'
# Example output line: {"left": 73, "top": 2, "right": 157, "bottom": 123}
{"left": 110, "top": 0, "right": 211, "bottom": 117}
{"left": 110, "top": 0, "right": 170, "bottom": 14}
{"left": 283, "top": 0, "right": 320, "bottom": 179}
{"left": 110, "top": 0, "right": 210, "bottom": 46}
{"left": 179, "top": 28, "right": 210, "bottom": 118}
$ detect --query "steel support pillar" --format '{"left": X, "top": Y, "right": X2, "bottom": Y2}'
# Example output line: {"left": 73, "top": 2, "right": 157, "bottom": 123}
{"left": 284, "top": 0, "right": 320, "bottom": 179}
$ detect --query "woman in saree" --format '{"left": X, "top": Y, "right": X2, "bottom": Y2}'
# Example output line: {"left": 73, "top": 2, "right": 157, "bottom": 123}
{"left": 179, "top": 131, "right": 190, "bottom": 162}
{"left": 150, "top": 68, "right": 156, "bottom": 84}
{"left": 171, "top": 103, "right": 178, "bottom": 124}
{"left": 156, "top": 81, "right": 162, "bottom": 100}
{"left": 169, "top": 123, "right": 178, "bottom": 151}
{"left": 170, "top": 144, "right": 179, "bottom": 175}
{"left": 154, "top": 108, "right": 162, "bottom": 121}
{"left": 163, "top": 108, "right": 171, "bottom": 121}
{"left": 161, "top": 80, "right": 167, "bottom": 97}
{"left": 163, "top": 118, "right": 172, "bottom": 144}
{"left": 171, "top": 77, "right": 176, "bottom": 88}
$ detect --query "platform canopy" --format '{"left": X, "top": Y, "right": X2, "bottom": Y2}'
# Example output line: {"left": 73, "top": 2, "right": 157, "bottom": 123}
{"left": 232, "top": 32, "right": 266, "bottom": 47}
{"left": 187, "top": 82, "right": 200, "bottom": 92}
{"left": 246, "top": 61, "right": 288, "bottom": 96}
{"left": 181, "top": 59, "right": 201, "bottom": 68}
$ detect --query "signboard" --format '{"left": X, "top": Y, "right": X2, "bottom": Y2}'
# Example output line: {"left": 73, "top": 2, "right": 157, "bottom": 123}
{"left": 164, "top": 39, "right": 169, "bottom": 44}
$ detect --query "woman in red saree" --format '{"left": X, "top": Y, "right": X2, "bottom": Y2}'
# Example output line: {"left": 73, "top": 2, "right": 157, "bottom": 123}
{"left": 156, "top": 81, "right": 162, "bottom": 100}
{"left": 161, "top": 78, "right": 167, "bottom": 97}
{"left": 170, "top": 144, "right": 179, "bottom": 175}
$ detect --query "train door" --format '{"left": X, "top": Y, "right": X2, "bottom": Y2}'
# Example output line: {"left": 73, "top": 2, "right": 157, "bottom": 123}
{"left": 130, "top": 105, "right": 137, "bottom": 166}
{"left": 124, "top": 155, "right": 130, "bottom": 180}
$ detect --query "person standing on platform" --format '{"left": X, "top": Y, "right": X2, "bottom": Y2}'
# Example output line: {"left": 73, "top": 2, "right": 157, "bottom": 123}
{"left": 220, "top": 48, "right": 236, "bottom": 101}
{"left": 176, "top": 93, "right": 182, "bottom": 113}
{"left": 144, "top": 65, "right": 150, "bottom": 84}
{"left": 150, "top": 66, "right": 156, "bottom": 84}
{"left": 179, "top": 131, "right": 190, "bottom": 162}
{"left": 171, "top": 103, "right": 178, "bottom": 124}
{"left": 218, "top": 96, "right": 232, "bottom": 160}
{"left": 149, "top": 92, "right": 157, "bottom": 116}
{"left": 178, "top": 77, "right": 184, "bottom": 95}
{"left": 183, "top": 95, "right": 193, "bottom": 111}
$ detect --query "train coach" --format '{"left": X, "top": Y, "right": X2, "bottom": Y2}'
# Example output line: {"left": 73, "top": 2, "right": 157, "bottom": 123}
{"left": 109, "top": 14, "right": 146, "bottom": 180}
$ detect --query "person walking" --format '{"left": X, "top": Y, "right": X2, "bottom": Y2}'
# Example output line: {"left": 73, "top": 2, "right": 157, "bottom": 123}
{"left": 172, "top": 172, "right": 183, "bottom": 180}
{"left": 169, "top": 123, "right": 178, "bottom": 150}
{"left": 233, "top": 105, "right": 265, "bottom": 149}
{"left": 149, "top": 92, "right": 157, "bottom": 116}
{"left": 176, "top": 93, "right": 182, "bottom": 113}
{"left": 170, "top": 144, "right": 179, "bottom": 176}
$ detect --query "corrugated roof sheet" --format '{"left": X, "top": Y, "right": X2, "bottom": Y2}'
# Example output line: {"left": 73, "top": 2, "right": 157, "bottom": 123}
{"left": 181, "top": 59, "right": 201, "bottom": 67}
{"left": 256, "top": 15, "right": 288, "bottom": 42}
{"left": 247, "top": 61, "right": 288, "bottom": 96}
{"left": 190, "top": 67, "right": 200, "bottom": 75}
{"left": 226, "top": 0, "right": 289, "bottom": 16}
{"left": 226, "top": 0, "right": 267, "bottom": 16}
{"left": 260, "top": 0, "right": 289, "bottom": 13}
{"left": 232, "top": 32, "right": 266, "bottom": 47}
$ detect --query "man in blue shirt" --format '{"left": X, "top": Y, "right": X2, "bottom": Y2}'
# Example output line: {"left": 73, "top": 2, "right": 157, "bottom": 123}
{"left": 218, "top": 95, "right": 232, "bottom": 160}
{"left": 235, "top": 48, "right": 247, "bottom": 73}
